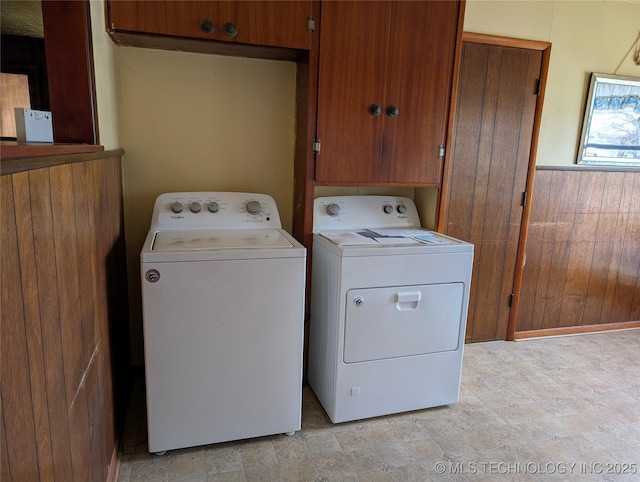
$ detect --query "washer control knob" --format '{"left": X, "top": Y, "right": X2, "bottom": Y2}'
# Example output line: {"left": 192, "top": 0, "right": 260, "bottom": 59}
{"left": 190, "top": 201, "right": 202, "bottom": 213}
{"left": 383, "top": 204, "right": 393, "bottom": 214}
{"left": 208, "top": 201, "right": 220, "bottom": 213}
{"left": 246, "top": 200, "right": 262, "bottom": 215}
{"left": 397, "top": 204, "right": 407, "bottom": 214}
{"left": 171, "top": 202, "right": 183, "bottom": 213}
{"left": 326, "top": 203, "right": 340, "bottom": 217}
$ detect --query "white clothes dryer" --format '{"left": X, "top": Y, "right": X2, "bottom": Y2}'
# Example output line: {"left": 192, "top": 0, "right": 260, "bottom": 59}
{"left": 140, "top": 192, "right": 306, "bottom": 453}
{"left": 308, "top": 196, "right": 473, "bottom": 423}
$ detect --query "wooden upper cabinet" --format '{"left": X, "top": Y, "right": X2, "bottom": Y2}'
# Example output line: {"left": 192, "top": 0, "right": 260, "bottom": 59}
{"left": 107, "top": 1, "right": 313, "bottom": 50}
{"left": 315, "top": 1, "right": 462, "bottom": 184}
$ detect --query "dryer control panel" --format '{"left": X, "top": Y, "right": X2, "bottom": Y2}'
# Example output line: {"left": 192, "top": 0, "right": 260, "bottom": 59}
{"left": 313, "top": 196, "right": 421, "bottom": 232}
{"left": 150, "top": 192, "right": 283, "bottom": 230}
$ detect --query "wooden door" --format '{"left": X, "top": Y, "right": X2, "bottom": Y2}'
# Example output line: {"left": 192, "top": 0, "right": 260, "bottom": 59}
{"left": 442, "top": 39, "right": 545, "bottom": 342}
{"left": 315, "top": 1, "right": 391, "bottom": 183}
{"left": 382, "top": 0, "right": 460, "bottom": 184}
{"left": 219, "top": 1, "right": 313, "bottom": 50}
{"left": 108, "top": 1, "right": 218, "bottom": 40}
{"left": 108, "top": 1, "right": 312, "bottom": 48}
{"left": 315, "top": 1, "right": 462, "bottom": 185}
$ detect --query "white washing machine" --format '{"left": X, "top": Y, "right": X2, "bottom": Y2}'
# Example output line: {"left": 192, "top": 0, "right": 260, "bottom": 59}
{"left": 308, "top": 196, "right": 473, "bottom": 423}
{"left": 140, "top": 192, "right": 306, "bottom": 453}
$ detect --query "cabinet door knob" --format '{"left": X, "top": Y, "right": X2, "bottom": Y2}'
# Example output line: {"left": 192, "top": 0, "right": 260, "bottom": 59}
{"left": 200, "top": 19, "right": 215, "bottom": 34}
{"left": 223, "top": 22, "right": 238, "bottom": 38}
{"left": 368, "top": 104, "right": 382, "bottom": 116}
{"left": 386, "top": 105, "right": 399, "bottom": 117}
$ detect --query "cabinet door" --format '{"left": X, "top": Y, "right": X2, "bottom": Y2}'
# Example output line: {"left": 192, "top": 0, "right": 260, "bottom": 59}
{"left": 108, "top": 1, "right": 313, "bottom": 49}
{"left": 108, "top": 1, "right": 219, "bottom": 40}
{"left": 315, "top": 1, "right": 461, "bottom": 184}
{"left": 315, "top": 1, "right": 392, "bottom": 183}
{"left": 218, "top": 1, "right": 313, "bottom": 50}
{"left": 381, "top": 1, "right": 460, "bottom": 184}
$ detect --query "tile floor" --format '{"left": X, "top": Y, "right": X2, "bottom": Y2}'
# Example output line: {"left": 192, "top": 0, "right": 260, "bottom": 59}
{"left": 116, "top": 329, "right": 640, "bottom": 481}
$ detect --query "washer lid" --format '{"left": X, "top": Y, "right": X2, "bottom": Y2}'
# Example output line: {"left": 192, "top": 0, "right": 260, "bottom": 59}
{"left": 151, "top": 229, "right": 293, "bottom": 251}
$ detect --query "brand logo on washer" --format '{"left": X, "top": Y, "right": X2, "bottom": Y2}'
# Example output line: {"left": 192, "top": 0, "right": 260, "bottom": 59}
{"left": 353, "top": 295, "right": 364, "bottom": 307}
{"left": 145, "top": 269, "right": 160, "bottom": 283}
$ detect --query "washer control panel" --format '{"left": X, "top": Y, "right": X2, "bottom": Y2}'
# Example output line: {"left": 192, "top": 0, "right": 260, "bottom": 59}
{"left": 314, "top": 196, "right": 421, "bottom": 232}
{"left": 150, "top": 192, "right": 282, "bottom": 230}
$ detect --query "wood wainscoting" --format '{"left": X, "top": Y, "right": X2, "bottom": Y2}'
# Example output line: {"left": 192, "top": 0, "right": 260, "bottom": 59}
{"left": 515, "top": 166, "right": 640, "bottom": 338}
{"left": 1, "top": 149, "right": 130, "bottom": 481}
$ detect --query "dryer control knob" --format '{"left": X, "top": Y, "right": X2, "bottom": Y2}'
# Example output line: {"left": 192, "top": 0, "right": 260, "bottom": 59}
{"left": 208, "top": 201, "right": 220, "bottom": 213}
{"left": 190, "top": 202, "right": 202, "bottom": 213}
{"left": 171, "top": 202, "right": 183, "bottom": 213}
{"left": 246, "top": 200, "right": 262, "bottom": 215}
{"left": 326, "top": 203, "right": 340, "bottom": 217}
{"left": 397, "top": 204, "right": 407, "bottom": 214}
{"left": 383, "top": 204, "right": 393, "bottom": 214}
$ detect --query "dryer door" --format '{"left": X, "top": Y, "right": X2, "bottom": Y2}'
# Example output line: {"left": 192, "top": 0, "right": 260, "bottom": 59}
{"left": 344, "top": 283, "right": 464, "bottom": 363}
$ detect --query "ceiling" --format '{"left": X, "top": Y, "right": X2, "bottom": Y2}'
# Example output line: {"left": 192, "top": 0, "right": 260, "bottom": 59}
{"left": 1, "top": 1, "right": 44, "bottom": 38}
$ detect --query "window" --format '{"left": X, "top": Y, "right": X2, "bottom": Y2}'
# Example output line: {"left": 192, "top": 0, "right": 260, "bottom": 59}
{"left": 577, "top": 73, "right": 640, "bottom": 167}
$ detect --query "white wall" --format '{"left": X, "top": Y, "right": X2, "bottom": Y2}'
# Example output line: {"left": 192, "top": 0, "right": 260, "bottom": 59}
{"left": 90, "top": 0, "right": 120, "bottom": 149}
{"left": 90, "top": 0, "right": 640, "bottom": 363}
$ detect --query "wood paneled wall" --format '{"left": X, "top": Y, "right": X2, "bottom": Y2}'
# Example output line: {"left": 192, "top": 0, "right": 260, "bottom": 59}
{"left": 516, "top": 167, "right": 640, "bottom": 337}
{"left": 1, "top": 151, "right": 130, "bottom": 481}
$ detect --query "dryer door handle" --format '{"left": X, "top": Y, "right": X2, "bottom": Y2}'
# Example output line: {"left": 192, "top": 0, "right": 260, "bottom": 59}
{"left": 395, "top": 291, "right": 421, "bottom": 303}
{"left": 395, "top": 291, "right": 421, "bottom": 311}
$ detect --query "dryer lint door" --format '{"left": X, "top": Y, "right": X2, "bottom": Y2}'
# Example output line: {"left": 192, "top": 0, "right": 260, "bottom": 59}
{"left": 343, "top": 283, "right": 464, "bottom": 363}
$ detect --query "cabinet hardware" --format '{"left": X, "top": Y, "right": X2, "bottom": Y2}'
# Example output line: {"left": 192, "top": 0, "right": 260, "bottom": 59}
{"left": 200, "top": 19, "right": 215, "bottom": 34}
{"left": 369, "top": 104, "right": 382, "bottom": 116}
{"left": 438, "top": 145, "right": 445, "bottom": 160}
{"left": 522, "top": 191, "right": 528, "bottom": 207}
{"left": 223, "top": 22, "right": 238, "bottom": 38}
{"left": 386, "top": 105, "right": 399, "bottom": 117}
{"left": 313, "top": 139, "right": 321, "bottom": 155}
{"left": 307, "top": 17, "right": 316, "bottom": 33}
{"left": 509, "top": 293, "right": 515, "bottom": 307}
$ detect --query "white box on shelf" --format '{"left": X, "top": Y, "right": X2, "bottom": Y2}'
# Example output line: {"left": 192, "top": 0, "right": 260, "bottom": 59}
{"left": 15, "top": 108, "right": 54, "bottom": 143}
